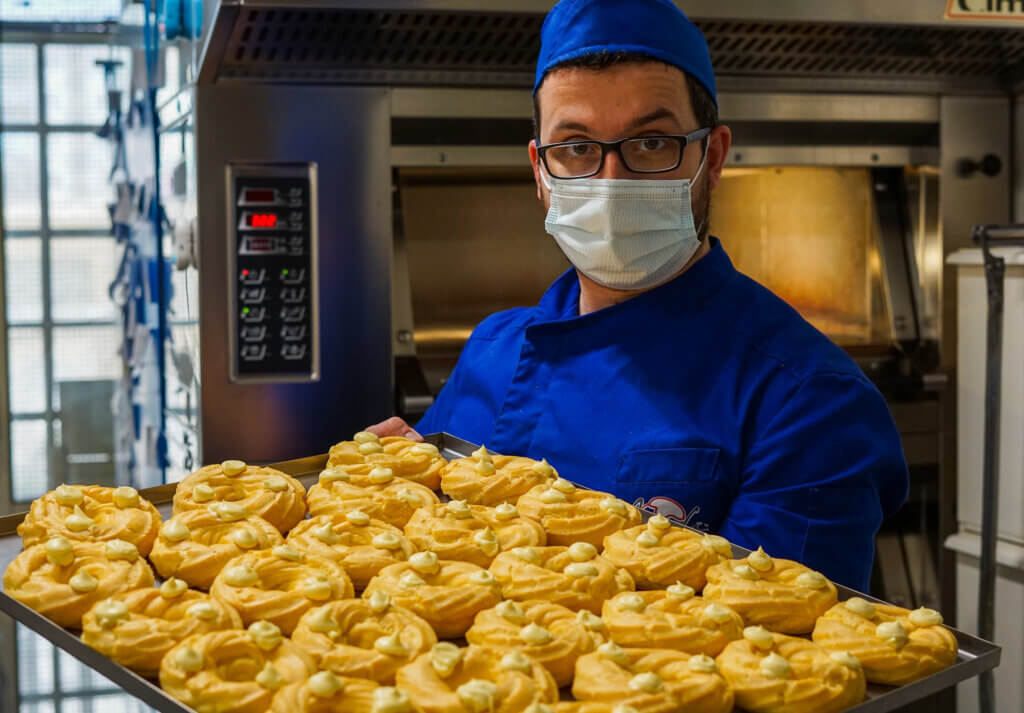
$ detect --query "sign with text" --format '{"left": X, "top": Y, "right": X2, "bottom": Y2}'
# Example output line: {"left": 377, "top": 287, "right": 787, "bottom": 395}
{"left": 946, "top": 0, "right": 1024, "bottom": 21}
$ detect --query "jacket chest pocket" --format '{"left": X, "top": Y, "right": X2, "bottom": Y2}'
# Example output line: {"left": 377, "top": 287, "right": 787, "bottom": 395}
{"left": 614, "top": 447, "right": 729, "bottom": 531}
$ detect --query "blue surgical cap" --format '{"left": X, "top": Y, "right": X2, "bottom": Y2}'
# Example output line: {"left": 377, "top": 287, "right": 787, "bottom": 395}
{"left": 533, "top": 0, "right": 716, "bottom": 106}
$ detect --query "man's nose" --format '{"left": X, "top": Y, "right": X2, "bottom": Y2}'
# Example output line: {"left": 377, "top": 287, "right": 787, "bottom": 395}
{"left": 597, "top": 150, "right": 633, "bottom": 179}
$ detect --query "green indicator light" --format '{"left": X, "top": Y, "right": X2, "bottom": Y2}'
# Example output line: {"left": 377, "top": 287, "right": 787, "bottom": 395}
{"left": 242, "top": 307, "right": 250, "bottom": 314}
{"left": 282, "top": 269, "right": 289, "bottom": 276}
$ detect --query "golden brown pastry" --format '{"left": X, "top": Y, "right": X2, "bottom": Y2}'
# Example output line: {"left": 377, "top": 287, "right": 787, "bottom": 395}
{"left": 269, "top": 672, "right": 390, "bottom": 713}
{"left": 552, "top": 704, "right": 646, "bottom": 713}
{"left": 307, "top": 466, "right": 440, "bottom": 529}
{"left": 291, "top": 596, "right": 437, "bottom": 684}
{"left": 173, "top": 460, "right": 306, "bottom": 533}
{"left": 572, "top": 644, "right": 733, "bottom": 713}
{"left": 811, "top": 598, "right": 957, "bottom": 685}
{"left": 439, "top": 445, "right": 558, "bottom": 506}
{"left": 210, "top": 545, "right": 354, "bottom": 634}
{"left": 465, "top": 599, "right": 606, "bottom": 687}
{"left": 601, "top": 517, "right": 732, "bottom": 591}
{"left": 3, "top": 537, "right": 154, "bottom": 628}
{"left": 327, "top": 432, "right": 446, "bottom": 490}
{"left": 287, "top": 511, "right": 416, "bottom": 590}
{"left": 515, "top": 479, "right": 641, "bottom": 549}
{"left": 17, "top": 484, "right": 161, "bottom": 556}
{"left": 160, "top": 621, "right": 315, "bottom": 713}
{"left": 149, "top": 506, "right": 284, "bottom": 589}
{"left": 395, "top": 643, "right": 558, "bottom": 713}
{"left": 601, "top": 585, "right": 742, "bottom": 656}
{"left": 80, "top": 578, "right": 242, "bottom": 676}
{"left": 362, "top": 552, "right": 503, "bottom": 639}
{"left": 702, "top": 546, "right": 837, "bottom": 634}
{"left": 403, "top": 500, "right": 545, "bottom": 568}
{"left": 488, "top": 544, "right": 634, "bottom": 614}
{"left": 716, "top": 626, "right": 866, "bottom": 713}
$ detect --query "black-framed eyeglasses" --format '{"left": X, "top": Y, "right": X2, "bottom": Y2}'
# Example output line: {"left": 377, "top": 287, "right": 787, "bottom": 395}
{"left": 537, "top": 128, "right": 711, "bottom": 179}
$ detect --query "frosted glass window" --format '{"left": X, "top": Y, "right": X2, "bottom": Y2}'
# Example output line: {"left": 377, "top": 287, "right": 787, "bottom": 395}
{"left": 52, "top": 326, "right": 121, "bottom": 382}
{"left": 0, "top": 0, "right": 122, "bottom": 22}
{"left": 0, "top": 44, "right": 39, "bottom": 124}
{"left": 47, "top": 133, "right": 112, "bottom": 230}
{"left": 1, "top": 132, "right": 42, "bottom": 230}
{"left": 43, "top": 44, "right": 130, "bottom": 126}
{"left": 5, "top": 237, "right": 43, "bottom": 324}
{"left": 51, "top": 237, "right": 118, "bottom": 322}
{"left": 8, "top": 327, "right": 46, "bottom": 414}
{"left": 17, "top": 624, "right": 55, "bottom": 696}
{"left": 18, "top": 702, "right": 56, "bottom": 713}
{"left": 58, "top": 647, "right": 110, "bottom": 692}
{"left": 11, "top": 419, "right": 49, "bottom": 502}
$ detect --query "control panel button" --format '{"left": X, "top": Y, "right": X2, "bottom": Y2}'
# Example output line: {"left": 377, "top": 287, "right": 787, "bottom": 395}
{"left": 288, "top": 236, "right": 304, "bottom": 256}
{"left": 280, "top": 306, "right": 306, "bottom": 323}
{"left": 281, "top": 344, "right": 307, "bottom": 360}
{"left": 240, "top": 268, "right": 266, "bottom": 285}
{"left": 240, "top": 287, "right": 266, "bottom": 303}
{"left": 281, "top": 324, "right": 306, "bottom": 341}
{"left": 281, "top": 268, "right": 305, "bottom": 284}
{"left": 241, "top": 306, "right": 266, "bottom": 323}
{"left": 241, "top": 344, "right": 268, "bottom": 361}
{"left": 240, "top": 325, "right": 267, "bottom": 342}
{"left": 280, "top": 287, "right": 306, "bottom": 304}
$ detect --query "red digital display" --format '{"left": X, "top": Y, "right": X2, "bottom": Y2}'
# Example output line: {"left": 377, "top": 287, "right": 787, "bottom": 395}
{"left": 247, "top": 213, "right": 278, "bottom": 228}
{"left": 243, "top": 189, "right": 277, "bottom": 204}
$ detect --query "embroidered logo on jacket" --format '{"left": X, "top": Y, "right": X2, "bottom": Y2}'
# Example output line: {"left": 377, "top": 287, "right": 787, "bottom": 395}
{"left": 633, "top": 496, "right": 708, "bottom": 531}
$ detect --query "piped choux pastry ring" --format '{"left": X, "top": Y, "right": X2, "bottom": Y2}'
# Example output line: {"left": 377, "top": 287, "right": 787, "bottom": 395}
{"left": 811, "top": 598, "right": 957, "bottom": 685}
{"left": 269, "top": 672, "right": 390, "bottom": 713}
{"left": 287, "top": 512, "right": 416, "bottom": 590}
{"left": 173, "top": 460, "right": 306, "bottom": 533}
{"left": 439, "top": 446, "right": 558, "bottom": 506}
{"left": 149, "top": 506, "right": 284, "bottom": 589}
{"left": 210, "top": 546, "right": 354, "bottom": 634}
{"left": 395, "top": 643, "right": 558, "bottom": 713}
{"left": 601, "top": 586, "right": 742, "bottom": 657}
{"left": 291, "top": 596, "right": 437, "bottom": 684}
{"left": 466, "top": 599, "right": 606, "bottom": 687}
{"left": 81, "top": 579, "right": 243, "bottom": 677}
{"left": 702, "top": 547, "right": 837, "bottom": 633}
{"left": 160, "top": 621, "right": 315, "bottom": 713}
{"left": 601, "top": 518, "right": 732, "bottom": 591}
{"left": 403, "top": 501, "right": 545, "bottom": 568}
{"left": 17, "top": 484, "right": 161, "bottom": 556}
{"left": 327, "top": 433, "right": 446, "bottom": 490}
{"left": 516, "top": 480, "right": 641, "bottom": 549}
{"left": 488, "top": 544, "right": 635, "bottom": 614}
{"left": 3, "top": 537, "right": 154, "bottom": 628}
{"left": 362, "top": 552, "right": 503, "bottom": 639}
{"left": 572, "top": 644, "right": 734, "bottom": 713}
{"left": 716, "top": 627, "right": 866, "bottom": 713}
{"left": 307, "top": 466, "right": 440, "bottom": 529}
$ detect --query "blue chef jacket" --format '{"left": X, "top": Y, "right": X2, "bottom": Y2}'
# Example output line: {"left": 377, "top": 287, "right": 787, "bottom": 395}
{"left": 417, "top": 238, "right": 909, "bottom": 591}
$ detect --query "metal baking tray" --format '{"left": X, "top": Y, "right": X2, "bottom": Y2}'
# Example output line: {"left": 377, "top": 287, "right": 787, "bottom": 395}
{"left": 0, "top": 432, "right": 1001, "bottom": 713}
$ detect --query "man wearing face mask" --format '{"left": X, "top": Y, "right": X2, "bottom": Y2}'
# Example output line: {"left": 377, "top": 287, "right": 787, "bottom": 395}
{"left": 367, "top": 0, "right": 908, "bottom": 591}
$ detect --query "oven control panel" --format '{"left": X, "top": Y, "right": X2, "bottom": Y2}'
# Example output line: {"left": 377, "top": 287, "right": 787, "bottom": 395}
{"left": 228, "top": 164, "right": 318, "bottom": 382}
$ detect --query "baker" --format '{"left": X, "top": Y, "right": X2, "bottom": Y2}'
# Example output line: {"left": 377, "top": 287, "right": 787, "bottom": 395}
{"left": 366, "top": 0, "right": 908, "bottom": 591}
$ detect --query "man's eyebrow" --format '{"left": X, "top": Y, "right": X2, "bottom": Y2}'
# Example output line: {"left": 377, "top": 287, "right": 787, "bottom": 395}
{"left": 550, "top": 107, "right": 681, "bottom": 137}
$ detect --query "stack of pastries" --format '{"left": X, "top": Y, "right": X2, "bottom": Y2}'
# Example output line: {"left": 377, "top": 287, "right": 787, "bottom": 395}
{"left": 2, "top": 432, "right": 957, "bottom": 713}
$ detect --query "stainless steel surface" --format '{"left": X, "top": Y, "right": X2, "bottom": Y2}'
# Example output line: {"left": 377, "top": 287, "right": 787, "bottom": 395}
{"left": 874, "top": 169, "right": 921, "bottom": 344}
{"left": 196, "top": 85, "right": 392, "bottom": 464}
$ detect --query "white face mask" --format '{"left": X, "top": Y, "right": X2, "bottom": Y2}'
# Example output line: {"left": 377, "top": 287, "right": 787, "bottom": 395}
{"left": 541, "top": 151, "right": 707, "bottom": 290}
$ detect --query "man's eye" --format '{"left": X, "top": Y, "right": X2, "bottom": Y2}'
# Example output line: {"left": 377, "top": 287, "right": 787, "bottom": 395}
{"left": 639, "top": 138, "right": 667, "bottom": 151}
{"left": 569, "top": 143, "right": 595, "bottom": 157}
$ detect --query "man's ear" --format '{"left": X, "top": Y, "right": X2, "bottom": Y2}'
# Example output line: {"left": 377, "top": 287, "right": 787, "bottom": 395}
{"left": 705, "top": 125, "right": 733, "bottom": 191}
{"left": 528, "top": 139, "right": 544, "bottom": 202}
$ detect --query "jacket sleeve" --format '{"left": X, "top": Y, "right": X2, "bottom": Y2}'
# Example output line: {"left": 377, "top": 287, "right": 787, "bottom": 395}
{"left": 716, "top": 372, "right": 909, "bottom": 592}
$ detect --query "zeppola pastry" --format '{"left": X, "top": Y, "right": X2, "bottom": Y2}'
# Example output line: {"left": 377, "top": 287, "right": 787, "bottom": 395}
{"left": 3, "top": 537, "right": 154, "bottom": 628}
{"left": 601, "top": 517, "right": 732, "bottom": 591}
{"left": 81, "top": 579, "right": 243, "bottom": 677}
{"left": 291, "top": 596, "right": 437, "bottom": 684}
{"left": 601, "top": 585, "right": 742, "bottom": 657}
{"left": 362, "top": 552, "right": 503, "bottom": 639}
{"left": 269, "top": 672, "right": 386, "bottom": 713}
{"left": 439, "top": 445, "right": 558, "bottom": 506}
{"left": 515, "top": 479, "right": 641, "bottom": 549}
{"left": 466, "top": 599, "right": 606, "bottom": 687}
{"left": 307, "top": 466, "right": 441, "bottom": 529}
{"left": 17, "top": 484, "right": 161, "bottom": 556}
{"left": 811, "top": 598, "right": 957, "bottom": 685}
{"left": 403, "top": 500, "right": 546, "bottom": 568}
{"left": 149, "top": 506, "right": 284, "bottom": 590}
{"left": 287, "top": 511, "right": 416, "bottom": 590}
{"left": 173, "top": 460, "right": 306, "bottom": 533}
{"left": 716, "top": 626, "right": 866, "bottom": 713}
{"left": 702, "top": 547, "right": 837, "bottom": 634}
{"left": 160, "top": 621, "right": 314, "bottom": 713}
{"left": 210, "top": 545, "right": 354, "bottom": 634}
{"left": 395, "top": 643, "right": 558, "bottom": 713}
{"left": 327, "top": 432, "right": 446, "bottom": 490}
{"left": 572, "top": 644, "right": 734, "bottom": 713}
{"left": 488, "top": 544, "right": 635, "bottom": 614}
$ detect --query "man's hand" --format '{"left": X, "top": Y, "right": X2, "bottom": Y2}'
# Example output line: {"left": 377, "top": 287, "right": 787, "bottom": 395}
{"left": 364, "top": 416, "right": 423, "bottom": 441}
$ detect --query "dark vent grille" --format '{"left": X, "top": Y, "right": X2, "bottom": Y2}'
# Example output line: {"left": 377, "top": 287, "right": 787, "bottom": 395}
{"left": 216, "top": 9, "right": 1024, "bottom": 87}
